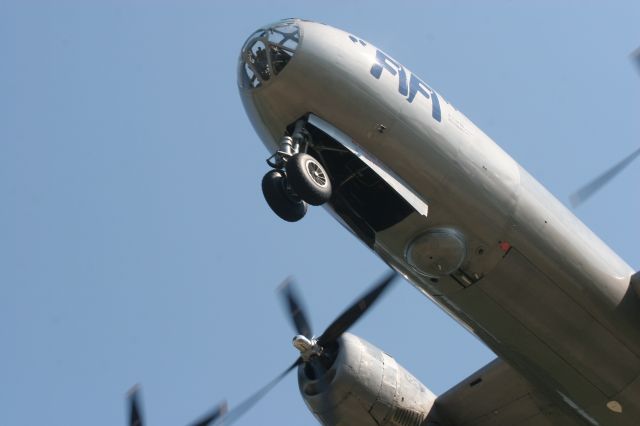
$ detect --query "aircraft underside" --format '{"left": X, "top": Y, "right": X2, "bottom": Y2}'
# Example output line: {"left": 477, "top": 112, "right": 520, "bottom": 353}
{"left": 256, "top": 112, "right": 640, "bottom": 426}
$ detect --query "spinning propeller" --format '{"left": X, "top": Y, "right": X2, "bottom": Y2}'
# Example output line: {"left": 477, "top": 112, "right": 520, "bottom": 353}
{"left": 569, "top": 48, "right": 640, "bottom": 208}
{"left": 191, "top": 270, "right": 399, "bottom": 425}
{"left": 569, "top": 147, "right": 640, "bottom": 208}
{"left": 126, "top": 272, "right": 398, "bottom": 425}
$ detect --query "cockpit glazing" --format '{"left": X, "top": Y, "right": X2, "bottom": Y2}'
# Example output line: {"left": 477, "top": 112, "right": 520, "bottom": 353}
{"left": 239, "top": 20, "right": 300, "bottom": 89}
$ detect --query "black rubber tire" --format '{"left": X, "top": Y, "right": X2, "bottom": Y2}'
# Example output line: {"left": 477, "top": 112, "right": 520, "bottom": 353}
{"left": 285, "top": 153, "right": 332, "bottom": 206}
{"left": 261, "top": 170, "right": 307, "bottom": 222}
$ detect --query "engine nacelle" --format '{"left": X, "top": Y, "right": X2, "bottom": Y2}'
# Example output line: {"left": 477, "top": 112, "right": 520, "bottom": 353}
{"left": 298, "top": 333, "right": 436, "bottom": 426}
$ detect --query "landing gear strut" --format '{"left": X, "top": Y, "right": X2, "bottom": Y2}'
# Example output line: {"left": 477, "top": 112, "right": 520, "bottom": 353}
{"left": 261, "top": 121, "right": 332, "bottom": 221}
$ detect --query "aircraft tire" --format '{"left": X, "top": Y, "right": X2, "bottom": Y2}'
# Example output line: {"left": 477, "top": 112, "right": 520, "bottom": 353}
{"left": 285, "top": 153, "right": 332, "bottom": 206}
{"left": 261, "top": 169, "right": 308, "bottom": 222}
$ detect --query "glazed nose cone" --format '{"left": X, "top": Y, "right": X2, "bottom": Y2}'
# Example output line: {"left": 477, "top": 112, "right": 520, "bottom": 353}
{"left": 237, "top": 19, "right": 301, "bottom": 90}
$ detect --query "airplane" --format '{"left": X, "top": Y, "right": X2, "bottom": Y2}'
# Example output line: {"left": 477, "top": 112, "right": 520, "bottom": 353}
{"left": 128, "top": 18, "right": 640, "bottom": 426}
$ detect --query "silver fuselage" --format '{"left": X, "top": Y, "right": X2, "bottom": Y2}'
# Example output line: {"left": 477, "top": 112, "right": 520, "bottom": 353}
{"left": 239, "top": 20, "right": 639, "bottom": 425}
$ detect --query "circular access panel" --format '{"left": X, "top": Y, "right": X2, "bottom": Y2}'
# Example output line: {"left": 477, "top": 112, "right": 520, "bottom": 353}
{"left": 405, "top": 228, "right": 467, "bottom": 277}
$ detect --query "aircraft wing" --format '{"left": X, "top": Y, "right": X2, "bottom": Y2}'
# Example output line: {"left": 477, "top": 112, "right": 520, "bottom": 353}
{"left": 429, "top": 358, "right": 581, "bottom": 426}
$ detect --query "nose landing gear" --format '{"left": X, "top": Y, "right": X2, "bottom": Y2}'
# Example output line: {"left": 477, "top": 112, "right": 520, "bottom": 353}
{"left": 261, "top": 122, "right": 332, "bottom": 222}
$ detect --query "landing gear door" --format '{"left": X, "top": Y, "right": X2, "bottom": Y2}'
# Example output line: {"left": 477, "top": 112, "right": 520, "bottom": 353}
{"left": 307, "top": 114, "right": 429, "bottom": 217}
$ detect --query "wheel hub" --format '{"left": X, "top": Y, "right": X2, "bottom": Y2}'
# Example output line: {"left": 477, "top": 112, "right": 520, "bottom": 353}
{"left": 306, "top": 161, "right": 327, "bottom": 187}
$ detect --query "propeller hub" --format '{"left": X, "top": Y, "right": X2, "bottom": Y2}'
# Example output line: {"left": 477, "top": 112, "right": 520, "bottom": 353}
{"left": 293, "top": 335, "right": 321, "bottom": 361}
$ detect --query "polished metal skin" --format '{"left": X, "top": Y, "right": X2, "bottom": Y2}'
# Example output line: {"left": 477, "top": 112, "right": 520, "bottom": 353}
{"left": 239, "top": 19, "right": 639, "bottom": 425}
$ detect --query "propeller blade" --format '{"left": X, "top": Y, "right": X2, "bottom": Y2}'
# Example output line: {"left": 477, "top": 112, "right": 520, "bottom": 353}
{"left": 318, "top": 271, "right": 398, "bottom": 347}
{"left": 279, "top": 278, "right": 313, "bottom": 338}
{"left": 127, "top": 385, "right": 143, "bottom": 426}
{"left": 570, "top": 147, "right": 640, "bottom": 208}
{"left": 632, "top": 47, "right": 640, "bottom": 74}
{"left": 194, "top": 357, "right": 302, "bottom": 426}
{"left": 190, "top": 401, "right": 228, "bottom": 426}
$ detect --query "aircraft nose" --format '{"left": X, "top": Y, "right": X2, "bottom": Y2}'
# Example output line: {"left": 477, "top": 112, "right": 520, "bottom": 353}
{"left": 238, "top": 19, "right": 301, "bottom": 89}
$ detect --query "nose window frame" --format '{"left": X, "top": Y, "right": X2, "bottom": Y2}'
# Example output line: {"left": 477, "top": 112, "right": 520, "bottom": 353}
{"left": 239, "top": 20, "right": 300, "bottom": 89}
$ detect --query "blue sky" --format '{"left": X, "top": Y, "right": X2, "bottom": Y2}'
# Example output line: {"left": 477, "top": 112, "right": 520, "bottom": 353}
{"left": 2, "top": 1, "right": 639, "bottom": 425}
